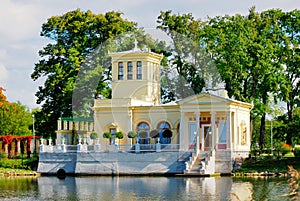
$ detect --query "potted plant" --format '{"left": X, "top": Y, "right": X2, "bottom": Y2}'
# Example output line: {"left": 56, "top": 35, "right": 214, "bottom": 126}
{"left": 162, "top": 129, "right": 172, "bottom": 138}
{"left": 127, "top": 131, "right": 137, "bottom": 145}
{"left": 150, "top": 129, "right": 159, "bottom": 138}
{"left": 90, "top": 132, "right": 98, "bottom": 144}
{"left": 103, "top": 132, "right": 111, "bottom": 139}
{"left": 115, "top": 131, "right": 124, "bottom": 144}
{"left": 138, "top": 129, "right": 148, "bottom": 139}
{"left": 127, "top": 131, "right": 137, "bottom": 138}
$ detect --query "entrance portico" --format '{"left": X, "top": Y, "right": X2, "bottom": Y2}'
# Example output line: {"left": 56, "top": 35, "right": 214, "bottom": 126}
{"left": 178, "top": 92, "right": 252, "bottom": 159}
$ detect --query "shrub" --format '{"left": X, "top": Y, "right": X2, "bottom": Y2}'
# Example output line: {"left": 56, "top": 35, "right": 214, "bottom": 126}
{"left": 162, "top": 129, "right": 172, "bottom": 138}
{"left": 103, "top": 132, "right": 111, "bottom": 139}
{"left": 90, "top": 132, "right": 98, "bottom": 139}
{"left": 150, "top": 130, "right": 159, "bottom": 138}
{"left": 281, "top": 143, "right": 292, "bottom": 156}
{"left": 116, "top": 132, "right": 124, "bottom": 139}
{"left": 294, "top": 145, "right": 300, "bottom": 157}
{"left": 138, "top": 130, "right": 147, "bottom": 139}
{"left": 127, "top": 131, "right": 137, "bottom": 138}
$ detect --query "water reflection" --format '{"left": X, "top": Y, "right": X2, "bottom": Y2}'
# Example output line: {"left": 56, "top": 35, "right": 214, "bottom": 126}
{"left": 0, "top": 176, "right": 294, "bottom": 200}
{"left": 37, "top": 176, "right": 236, "bottom": 201}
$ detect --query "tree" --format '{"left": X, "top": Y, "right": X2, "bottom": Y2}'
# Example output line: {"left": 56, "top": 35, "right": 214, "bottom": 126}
{"left": 200, "top": 8, "right": 285, "bottom": 148}
{"left": 31, "top": 9, "right": 137, "bottom": 139}
{"left": 275, "top": 10, "right": 300, "bottom": 144}
{"left": 0, "top": 87, "right": 32, "bottom": 136}
{"left": 157, "top": 11, "right": 217, "bottom": 102}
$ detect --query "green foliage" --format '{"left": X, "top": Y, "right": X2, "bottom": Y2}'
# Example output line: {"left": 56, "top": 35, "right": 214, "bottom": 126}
{"left": 0, "top": 156, "right": 38, "bottom": 170}
{"left": 90, "top": 132, "right": 98, "bottom": 139}
{"left": 294, "top": 146, "right": 300, "bottom": 157}
{"left": 115, "top": 132, "right": 124, "bottom": 139}
{"left": 127, "top": 131, "right": 137, "bottom": 138}
{"left": 31, "top": 9, "right": 137, "bottom": 138}
{"left": 273, "top": 110, "right": 300, "bottom": 145}
{"left": 103, "top": 132, "right": 111, "bottom": 139}
{"left": 194, "top": 7, "right": 300, "bottom": 147}
{"left": 157, "top": 10, "right": 211, "bottom": 102}
{"left": 236, "top": 157, "right": 300, "bottom": 173}
{"left": 281, "top": 143, "right": 292, "bottom": 156}
{"left": 0, "top": 88, "right": 32, "bottom": 136}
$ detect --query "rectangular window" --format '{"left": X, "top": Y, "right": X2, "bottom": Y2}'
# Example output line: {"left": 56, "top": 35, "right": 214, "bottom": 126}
{"left": 127, "top": 61, "right": 133, "bottom": 80}
{"left": 137, "top": 61, "right": 142, "bottom": 80}
{"left": 118, "top": 62, "right": 124, "bottom": 80}
{"left": 219, "top": 122, "right": 227, "bottom": 143}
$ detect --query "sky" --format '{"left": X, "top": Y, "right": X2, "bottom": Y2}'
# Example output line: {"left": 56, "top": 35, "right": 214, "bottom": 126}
{"left": 0, "top": 0, "right": 299, "bottom": 109}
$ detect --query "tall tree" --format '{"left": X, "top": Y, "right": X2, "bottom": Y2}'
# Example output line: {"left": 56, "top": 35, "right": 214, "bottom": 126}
{"left": 0, "top": 87, "right": 32, "bottom": 136}
{"left": 31, "top": 9, "right": 137, "bottom": 138}
{"left": 200, "top": 8, "right": 285, "bottom": 148}
{"left": 276, "top": 10, "right": 300, "bottom": 144}
{"left": 157, "top": 11, "right": 216, "bottom": 102}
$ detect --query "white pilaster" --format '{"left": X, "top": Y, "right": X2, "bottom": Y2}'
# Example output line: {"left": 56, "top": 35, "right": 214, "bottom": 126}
{"left": 196, "top": 112, "right": 200, "bottom": 154}
{"left": 179, "top": 112, "right": 185, "bottom": 151}
{"left": 211, "top": 111, "right": 216, "bottom": 149}
{"left": 57, "top": 120, "right": 61, "bottom": 130}
{"left": 226, "top": 113, "right": 231, "bottom": 149}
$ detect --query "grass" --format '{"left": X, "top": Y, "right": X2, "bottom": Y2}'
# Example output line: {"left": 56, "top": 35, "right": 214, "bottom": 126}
{"left": 0, "top": 156, "right": 38, "bottom": 171}
{"left": 0, "top": 167, "right": 36, "bottom": 173}
{"left": 237, "top": 156, "right": 300, "bottom": 173}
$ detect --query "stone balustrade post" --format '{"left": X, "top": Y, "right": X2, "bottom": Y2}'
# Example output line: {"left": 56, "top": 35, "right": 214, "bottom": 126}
{"left": 156, "top": 138, "right": 161, "bottom": 152}
{"left": 135, "top": 138, "right": 140, "bottom": 153}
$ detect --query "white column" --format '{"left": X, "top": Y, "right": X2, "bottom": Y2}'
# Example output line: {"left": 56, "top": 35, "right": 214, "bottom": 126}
{"left": 63, "top": 121, "right": 67, "bottom": 130}
{"left": 211, "top": 111, "right": 216, "bottom": 149}
{"left": 179, "top": 112, "right": 185, "bottom": 151}
{"left": 57, "top": 120, "right": 62, "bottom": 130}
{"left": 196, "top": 112, "right": 200, "bottom": 154}
{"left": 226, "top": 113, "right": 231, "bottom": 149}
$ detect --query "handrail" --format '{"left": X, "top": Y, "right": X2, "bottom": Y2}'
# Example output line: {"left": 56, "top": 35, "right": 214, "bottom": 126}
{"left": 40, "top": 143, "right": 181, "bottom": 153}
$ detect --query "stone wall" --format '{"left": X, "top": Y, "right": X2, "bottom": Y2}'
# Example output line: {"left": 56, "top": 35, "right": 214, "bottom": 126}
{"left": 38, "top": 152, "right": 189, "bottom": 175}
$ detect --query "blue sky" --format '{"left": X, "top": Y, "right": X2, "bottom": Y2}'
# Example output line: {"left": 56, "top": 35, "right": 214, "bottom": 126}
{"left": 0, "top": 0, "right": 299, "bottom": 109}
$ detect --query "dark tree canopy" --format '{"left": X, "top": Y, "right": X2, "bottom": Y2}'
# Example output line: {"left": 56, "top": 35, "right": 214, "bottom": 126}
{"left": 31, "top": 9, "right": 137, "bottom": 138}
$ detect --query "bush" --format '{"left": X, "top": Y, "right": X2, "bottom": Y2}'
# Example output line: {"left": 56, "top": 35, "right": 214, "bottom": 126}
{"left": 281, "top": 143, "right": 292, "bottom": 156}
{"left": 103, "top": 132, "right": 111, "bottom": 139}
{"left": 294, "top": 145, "right": 300, "bottom": 157}
{"left": 116, "top": 132, "right": 124, "bottom": 139}
{"left": 150, "top": 130, "right": 159, "bottom": 138}
{"left": 138, "top": 130, "right": 148, "bottom": 139}
{"left": 90, "top": 132, "right": 98, "bottom": 139}
{"left": 127, "top": 131, "right": 137, "bottom": 138}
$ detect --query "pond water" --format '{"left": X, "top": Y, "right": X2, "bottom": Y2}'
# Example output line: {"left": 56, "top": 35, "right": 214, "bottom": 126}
{"left": 0, "top": 176, "right": 296, "bottom": 201}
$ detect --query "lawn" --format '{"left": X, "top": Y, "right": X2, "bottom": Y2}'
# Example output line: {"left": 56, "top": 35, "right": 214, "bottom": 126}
{"left": 237, "top": 156, "right": 300, "bottom": 173}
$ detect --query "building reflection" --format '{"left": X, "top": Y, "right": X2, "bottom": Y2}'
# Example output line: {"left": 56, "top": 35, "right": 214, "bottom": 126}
{"left": 37, "top": 176, "right": 253, "bottom": 200}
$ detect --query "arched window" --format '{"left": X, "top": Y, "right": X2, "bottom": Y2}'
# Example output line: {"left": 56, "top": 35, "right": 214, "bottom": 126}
{"left": 137, "top": 122, "right": 150, "bottom": 144}
{"left": 157, "top": 121, "right": 172, "bottom": 144}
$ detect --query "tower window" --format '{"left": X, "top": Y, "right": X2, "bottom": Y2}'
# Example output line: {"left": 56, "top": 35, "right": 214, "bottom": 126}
{"left": 127, "top": 61, "right": 133, "bottom": 80}
{"left": 137, "top": 61, "right": 142, "bottom": 80}
{"left": 118, "top": 62, "right": 124, "bottom": 80}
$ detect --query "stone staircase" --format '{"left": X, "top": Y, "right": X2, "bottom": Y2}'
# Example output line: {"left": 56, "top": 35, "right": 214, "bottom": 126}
{"left": 184, "top": 150, "right": 216, "bottom": 175}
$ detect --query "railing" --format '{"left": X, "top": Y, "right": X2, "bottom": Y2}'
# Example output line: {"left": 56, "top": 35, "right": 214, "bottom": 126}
{"left": 39, "top": 143, "right": 181, "bottom": 153}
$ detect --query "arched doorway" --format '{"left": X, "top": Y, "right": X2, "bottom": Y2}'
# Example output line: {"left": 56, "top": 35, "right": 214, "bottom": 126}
{"left": 157, "top": 121, "right": 172, "bottom": 144}
{"left": 137, "top": 122, "right": 150, "bottom": 144}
